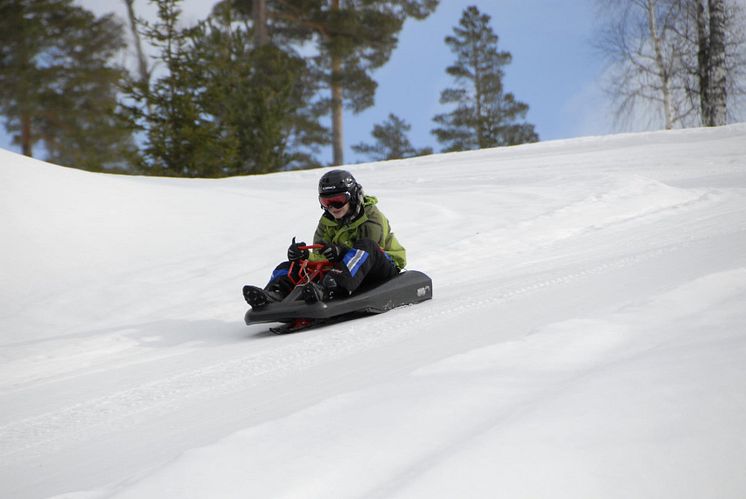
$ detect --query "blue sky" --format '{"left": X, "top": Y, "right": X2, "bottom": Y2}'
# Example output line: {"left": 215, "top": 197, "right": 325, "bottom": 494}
{"left": 1, "top": 0, "right": 611, "bottom": 165}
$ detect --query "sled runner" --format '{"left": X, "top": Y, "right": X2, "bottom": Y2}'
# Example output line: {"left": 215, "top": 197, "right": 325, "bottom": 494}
{"left": 244, "top": 245, "right": 432, "bottom": 334}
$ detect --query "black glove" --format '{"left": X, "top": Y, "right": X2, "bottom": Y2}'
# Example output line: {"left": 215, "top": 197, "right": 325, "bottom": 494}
{"left": 287, "top": 237, "right": 309, "bottom": 262}
{"left": 321, "top": 242, "right": 348, "bottom": 262}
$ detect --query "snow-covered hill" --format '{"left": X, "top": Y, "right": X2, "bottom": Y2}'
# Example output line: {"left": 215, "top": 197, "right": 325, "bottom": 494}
{"left": 2, "top": 125, "right": 746, "bottom": 499}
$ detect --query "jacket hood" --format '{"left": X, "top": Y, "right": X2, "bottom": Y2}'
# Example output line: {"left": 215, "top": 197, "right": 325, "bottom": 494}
{"left": 363, "top": 195, "right": 378, "bottom": 207}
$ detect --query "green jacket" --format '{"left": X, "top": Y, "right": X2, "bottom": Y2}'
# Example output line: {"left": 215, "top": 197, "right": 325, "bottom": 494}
{"left": 311, "top": 195, "right": 406, "bottom": 269}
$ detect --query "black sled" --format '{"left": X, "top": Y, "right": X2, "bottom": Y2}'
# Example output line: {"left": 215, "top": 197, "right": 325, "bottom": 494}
{"left": 245, "top": 270, "right": 433, "bottom": 334}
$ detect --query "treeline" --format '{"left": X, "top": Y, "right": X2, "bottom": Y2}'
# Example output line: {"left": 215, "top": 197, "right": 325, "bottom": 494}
{"left": 0, "top": 0, "right": 539, "bottom": 176}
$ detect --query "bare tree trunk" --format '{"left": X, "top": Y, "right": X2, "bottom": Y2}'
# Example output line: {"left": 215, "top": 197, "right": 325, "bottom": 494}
{"left": 330, "top": 0, "right": 344, "bottom": 165}
{"left": 696, "top": 0, "right": 712, "bottom": 124}
{"left": 253, "top": 0, "right": 269, "bottom": 46}
{"left": 595, "top": 0, "right": 744, "bottom": 130}
{"left": 123, "top": 0, "right": 149, "bottom": 85}
{"left": 21, "top": 111, "right": 32, "bottom": 157}
{"left": 331, "top": 54, "right": 344, "bottom": 165}
{"left": 646, "top": 0, "right": 674, "bottom": 129}
{"left": 708, "top": 0, "right": 727, "bottom": 125}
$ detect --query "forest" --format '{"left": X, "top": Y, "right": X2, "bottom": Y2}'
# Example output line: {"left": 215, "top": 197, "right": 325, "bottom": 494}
{"left": 0, "top": 0, "right": 740, "bottom": 176}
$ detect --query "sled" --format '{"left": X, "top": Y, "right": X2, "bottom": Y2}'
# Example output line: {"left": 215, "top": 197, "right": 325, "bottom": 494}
{"left": 244, "top": 245, "right": 433, "bottom": 334}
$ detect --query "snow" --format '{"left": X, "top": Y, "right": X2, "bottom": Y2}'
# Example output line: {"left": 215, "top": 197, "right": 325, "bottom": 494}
{"left": 2, "top": 124, "right": 746, "bottom": 498}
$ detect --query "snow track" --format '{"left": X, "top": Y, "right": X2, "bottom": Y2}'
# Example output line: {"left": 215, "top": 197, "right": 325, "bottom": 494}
{"left": 3, "top": 217, "right": 743, "bottom": 463}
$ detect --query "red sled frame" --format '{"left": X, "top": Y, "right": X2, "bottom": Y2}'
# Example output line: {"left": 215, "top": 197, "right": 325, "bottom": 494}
{"left": 287, "top": 244, "right": 332, "bottom": 286}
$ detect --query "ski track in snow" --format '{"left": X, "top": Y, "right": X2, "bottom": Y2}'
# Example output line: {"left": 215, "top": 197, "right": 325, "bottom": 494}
{"left": 2, "top": 211, "right": 743, "bottom": 465}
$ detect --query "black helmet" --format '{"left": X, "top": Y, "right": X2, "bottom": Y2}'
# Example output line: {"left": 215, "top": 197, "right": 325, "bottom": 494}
{"left": 318, "top": 169, "right": 359, "bottom": 195}
{"left": 318, "top": 169, "right": 364, "bottom": 215}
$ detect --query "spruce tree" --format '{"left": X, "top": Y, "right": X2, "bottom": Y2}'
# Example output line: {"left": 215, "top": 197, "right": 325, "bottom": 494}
{"left": 0, "top": 0, "right": 134, "bottom": 170}
{"left": 120, "top": 0, "right": 240, "bottom": 177}
{"left": 123, "top": 0, "right": 325, "bottom": 176}
{"left": 432, "top": 6, "right": 538, "bottom": 152}
{"left": 205, "top": 0, "right": 329, "bottom": 172}
{"left": 191, "top": 7, "right": 307, "bottom": 174}
{"left": 352, "top": 113, "right": 432, "bottom": 161}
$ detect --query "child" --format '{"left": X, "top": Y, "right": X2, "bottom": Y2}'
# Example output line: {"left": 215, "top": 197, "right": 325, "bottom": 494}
{"left": 243, "top": 170, "right": 405, "bottom": 307}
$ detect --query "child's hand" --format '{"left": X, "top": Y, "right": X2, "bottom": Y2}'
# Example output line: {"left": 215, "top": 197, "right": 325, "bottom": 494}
{"left": 287, "top": 237, "right": 309, "bottom": 261}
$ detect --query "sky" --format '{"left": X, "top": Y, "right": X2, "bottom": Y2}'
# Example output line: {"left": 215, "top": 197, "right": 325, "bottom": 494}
{"left": 0, "top": 0, "right": 611, "bottom": 164}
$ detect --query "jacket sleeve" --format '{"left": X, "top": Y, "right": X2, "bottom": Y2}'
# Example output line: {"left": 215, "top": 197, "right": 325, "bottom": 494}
{"left": 312, "top": 221, "right": 326, "bottom": 245}
{"left": 384, "top": 232, "right": 406, "bottom": 269}
{"left": 359, "top": 219, "right": 385, "bottom": 247}
{"left": 360, "top": 207, "right": 406, "bottom": 269}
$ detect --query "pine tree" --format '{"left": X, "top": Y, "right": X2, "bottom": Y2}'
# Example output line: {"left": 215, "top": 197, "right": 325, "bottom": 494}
{"left": 123, "top": 0, "right": 326, "bottom": 176}
{"left": 432, "top": 6, "right": 538, "bottom": 152}
{"left": 0, "top": 0, "right": 134, "bottom": 170}
{"left": 352, "top": 113, "right": 432, "bottom": 161}
{"left": 250, "top": 0, "right": 439, "bottom": 165}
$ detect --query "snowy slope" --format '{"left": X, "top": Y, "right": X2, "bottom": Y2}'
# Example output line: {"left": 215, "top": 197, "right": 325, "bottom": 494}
{"left": 1, "top": 125, "right": 746, "bottom": 499}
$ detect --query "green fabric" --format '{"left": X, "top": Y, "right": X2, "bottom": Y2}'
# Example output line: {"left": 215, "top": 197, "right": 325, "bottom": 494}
{"left": 310, "top": 195, "right": 406, "bottom": 269}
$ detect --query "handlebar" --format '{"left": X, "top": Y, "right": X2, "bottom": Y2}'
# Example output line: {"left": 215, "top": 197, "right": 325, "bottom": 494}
{"left": 288, "top": 243, "right": 330, "bottom": 285}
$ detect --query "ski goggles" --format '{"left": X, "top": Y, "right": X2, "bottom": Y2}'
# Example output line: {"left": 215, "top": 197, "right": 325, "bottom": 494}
{"left": 319, "top": 192, "right": 351, "bottom": 209}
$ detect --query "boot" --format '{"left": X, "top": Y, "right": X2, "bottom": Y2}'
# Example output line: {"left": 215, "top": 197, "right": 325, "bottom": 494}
{"left": 321, "top": 273, "right": 340, "bottom": 298}
{"left": 243, "top": 285, "right": 282, "bottom": 308}
{"left": 301, "top": 282, "right": 326, "bottom": 304}
{"left": 267, "top": 276, "right": 294, "bottom": 298}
